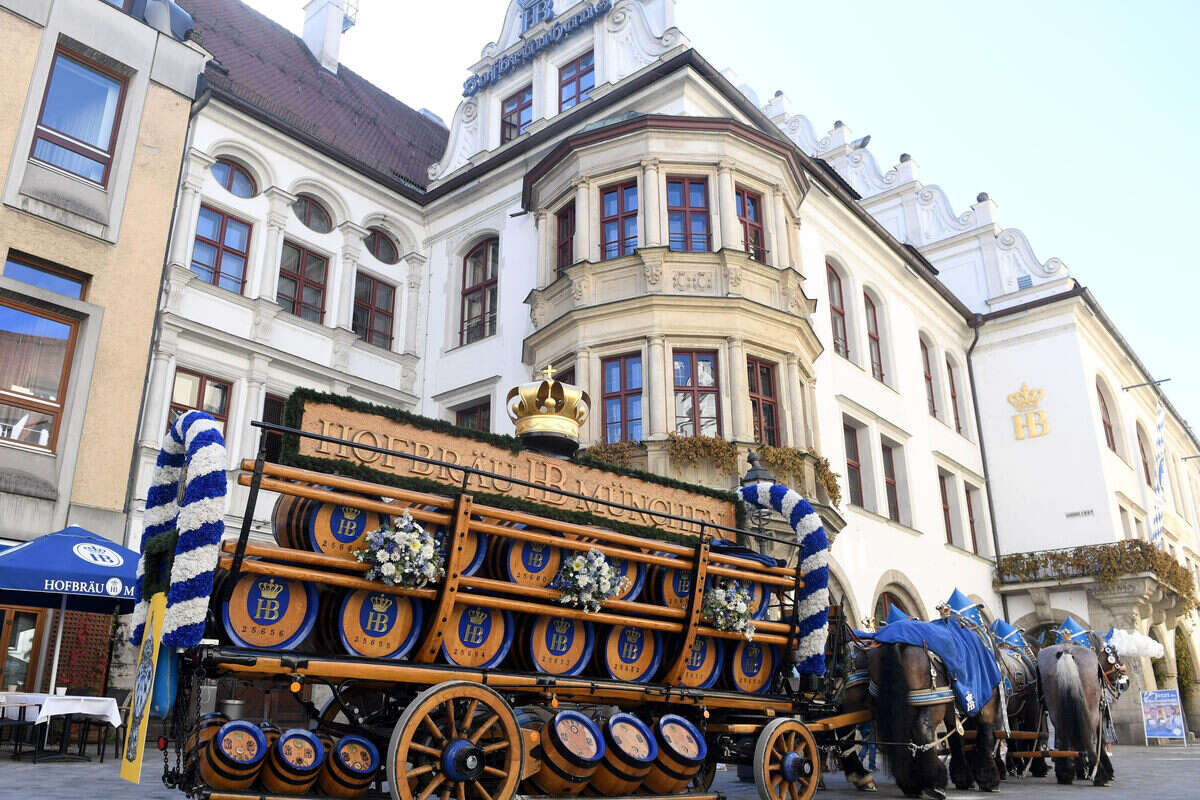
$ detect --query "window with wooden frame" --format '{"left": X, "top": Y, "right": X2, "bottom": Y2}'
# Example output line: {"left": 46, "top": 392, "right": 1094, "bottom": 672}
{"left": 0, "top": 605, "right": 47, "bottom": 692}
{"left": 0, "top": 298, "right": 78, "bottom": 452}
{"left": 964, "top": 483, "right": 981, "bottom": 554}
{"left": 461, "top": 238, "right": 499, "bottom": 345}
{"left": 921, "top": 339, "right": 937, "bottom": 417}
{"left": 1097, "top": 382, "right": 1117, "bottom": 453}
{"left": 601, "top": 181, "right": 638, "bottom": 260}
{"left": 666, "top": 177, "right": 710, "bottom": 252}
{"left": 747, "top": 356, "right": 778, "bottom": 446}
{"left": 291, "top": 194, "right": 333, "bottom": 234}
{"left": 827, "top": 263, "right": 848, "bottom": 358}
{"left": 864, "top": 293, "right": 884, "bottom": 381}
{"left": 211, "top": 158, "right": 257, "bottom": 198}
{"left": 736, "top": 187, "right": 766, "bottom": 261}
{"left": 556, "top": 366, "right": 576, "bottom": 386}
{"left": 352, "top": 273, "right": 395, "bottom": 350}
{"left": 946, "top": 357, "right": 963, "bottom": 433}
{"left": 192, "top": 206, "right": 252, "bottom": 294}
{"left": 844, "top": 424, "right": 864, "bottom": 507}
{"left": 1138, "top": 428, "right": 1154, "bottom": 485}
{"left": 262, "top": 393, "right": 286, "bottom": 463}
{"left": 601, "top": 354, "right": 642, "bottom": 444}
{"left": 456, "top": 400, "right": 491, "bottom": 432}
{"left": 874, "top": 591, "right": 908, "bottom": 625}
{"left": 673, "top": 351, "right": 719, "bottom": 437}
{"left": 938, "top": 471, "right": 954, "bottom": 545}
{"left": 3, "top": 253, "right": 88, "bottom": 300}
{"left": 558, "top": 51, "right": 595, "bottom": 111}
{"left": 364, "top": 228, "right": 399, "bottom": 265}
{"left": 170, "top": 369, "right": 230, "bottom": 434}
{"left": 881, "top": 441, "right": 900, "bottom": 522}
{"left": 277, "top": 241, "right": 328, "bottom": 323}
{"left": 31, "top": 48, "right": 127, "bottom": 186}
{"left": 501, "top": 85, "right": 533, "bottom": 144}
{"left": 556, "top": 203, "right": 575, "bottom": 275}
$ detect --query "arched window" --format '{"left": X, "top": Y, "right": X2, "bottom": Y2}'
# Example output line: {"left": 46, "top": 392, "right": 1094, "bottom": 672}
{"left": 827, "top": 262, "right": 848, "bottom": 358}
{"left": 1138, "top": 427, "right": 1154, "bottom": 485}
{"left": 946, "top": 357, "right": 963, "bottom": 434}
{"left": 920, "top": 338, "right": 936, "bottom": 417}
{"left": 874, "top": 589, "right": 914, "bottom": 627}
{"left": 292, "top": 193, "right": 332, "bottom": 233}
{"left": 1097, "top": 381, "right": 1117, "bottom": 453}
{"left": 364, "top": 227, "right": 399, "bottom": 265}
{"left": 461, "top": 238, "right": 498, "bottom": 345}
{"left": 211, "top": 158, "right": 256, "bottom": 198}
{"left": 864, "top": 293, "right": 883, "bottom": 381}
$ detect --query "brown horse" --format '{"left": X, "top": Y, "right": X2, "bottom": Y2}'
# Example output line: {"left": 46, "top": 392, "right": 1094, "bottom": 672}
{"left": 996, "top": 647, "right": 1048, "bottom": 778}
{"left": 835, "top": 641, "right": 878, "bottom": 792}
{"left": 1036, "top": 643, "right": 1113, "bottom": 785}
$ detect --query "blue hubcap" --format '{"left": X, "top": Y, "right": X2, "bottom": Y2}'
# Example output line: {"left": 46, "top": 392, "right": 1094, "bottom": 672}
{"left": 782, "top": 750, "right": 807, "bottom": 783}
{"left": 442, "top": 738, "right": 484, "bottom": 783}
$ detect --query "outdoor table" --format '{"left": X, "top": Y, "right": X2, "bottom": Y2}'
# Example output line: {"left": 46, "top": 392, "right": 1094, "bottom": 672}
{"left": 0, "top": 692, "right": 121, "bottom": 761}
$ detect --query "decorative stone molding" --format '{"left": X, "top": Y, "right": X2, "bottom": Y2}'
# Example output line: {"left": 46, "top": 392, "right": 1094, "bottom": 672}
{"left": 672, "top": 270, "right": 713, "bottom": 292}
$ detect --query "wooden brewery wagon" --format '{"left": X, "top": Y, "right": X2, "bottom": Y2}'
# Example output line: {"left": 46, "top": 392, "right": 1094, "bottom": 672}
{"left": 168, "top": 418, "right": 870, "bottom": 800}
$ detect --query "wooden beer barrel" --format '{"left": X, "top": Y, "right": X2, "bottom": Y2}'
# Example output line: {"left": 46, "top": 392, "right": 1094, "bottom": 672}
{"left": 532, "top": 710, "right": 605, "bottom": 796}
{"left": 644, "top": 714, "right": 707, "bottom": 794}
{"left": 271, "top": 495, "right": 385, "bottom": 557}
{"left": 221, "top": 572, "right": 318, "bottom": 650}
{"left": 317, "top": 734, "right": 379, "bottom": 799}
{"left": 430, "top": 513, "right": 487, "bottom": 576}
{"left": 518, "top": 614, "right": 594, "bottom": 676}
{"left": 718, "top": 578, "right": 770, "bottom": 621}
{"left": 313, "top": 587, "right": 343, "bottom": 654}
{"left": 261, "top": 728, "right": 325, "bottom": 794}
{"left": 441, "top": 605, "right": 514, "bottom": 668}
{"left": 197, "top": 719, "right": 267, "bottom": 791}
{"left": 590, "top": 712, "right": 657, "bottom": 795}
{"left": 497, "top": 539, "right": 562, "bottom": 588}
{"left": 596, "top": 625, "right": 662, "bottom": 683}
{"left": 728, "top": 640, "right": 780, "bottom": 695}
{"left": 651, "top": 564, "right": 695, "bottom": 610}
{"left": 606, "top": 555, "right": 646, "bottom": 602}
{"left": 271, "top": 494, "right": 311, "bottom": 550}
{"left": 259, "top": 721, "right": 281, "bottom": 751}
{"left": 186, "top": 712, "right": 228, "bottom": 758}
{"left": 677, "top": 635, "right": 724, "bottom": 689}
{"left": 334, "top": 589, "right": 423, "bottom": 660}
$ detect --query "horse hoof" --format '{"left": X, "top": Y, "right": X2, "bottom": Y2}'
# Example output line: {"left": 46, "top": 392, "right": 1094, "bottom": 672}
{"left": 857, "top": 780, "right": 878, "bottom": 793}
{"left": 921, "top": 790, "right": 946, "bottom": 800}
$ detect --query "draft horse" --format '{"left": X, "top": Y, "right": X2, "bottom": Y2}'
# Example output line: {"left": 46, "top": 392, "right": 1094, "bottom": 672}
{"left": 994, "top": 647, "right": 1048, "bottom": 778}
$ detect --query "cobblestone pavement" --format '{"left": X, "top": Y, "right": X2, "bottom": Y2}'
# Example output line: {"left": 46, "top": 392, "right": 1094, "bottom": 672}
{"left": 0, "top": 745, "right": 1196, "bottom": 800}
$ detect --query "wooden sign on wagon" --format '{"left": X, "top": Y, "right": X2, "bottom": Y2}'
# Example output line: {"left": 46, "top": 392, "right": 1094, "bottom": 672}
{"left": 288, "top": 396, "right": 737, "bottom": 538}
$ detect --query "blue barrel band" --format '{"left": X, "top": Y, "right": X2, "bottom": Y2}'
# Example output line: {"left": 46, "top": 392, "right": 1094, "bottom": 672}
{"left": 657, "top": 714, "right": 707, "bottom": 763}
{"left": 212, "top": 720, "right": 267, "bottom": 767}
{"left": 274, "top": 729, "right": 325, "bottom": 776}
{"left": 334, "top": 734, "right": 379, "bottom": 774}
{"left": 606, "top": 713, "right": 658, "bottom": 765}
{"left": 549, "top": 710, "right": 606, "bottom": 765}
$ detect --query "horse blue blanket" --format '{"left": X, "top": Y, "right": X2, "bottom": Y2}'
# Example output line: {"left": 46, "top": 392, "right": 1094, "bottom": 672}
{"left": 874, "top": 616, "right": 1002, "bottom": 716}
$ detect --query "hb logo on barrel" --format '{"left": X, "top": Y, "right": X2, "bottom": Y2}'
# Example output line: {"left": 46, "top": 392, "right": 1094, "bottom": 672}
{"left": 687, "top": 638, "right": 707, "bottom": 669}
{"left": 332, "top": 506, "right": 363, "bottom": 543}
{"left": 547, "top": 618, "right": 574, "bottom": 655}
{"left": 741, "top": 642, "right": 763, "bottom": 676}
{"left": 461, "top": 607, "right": 491, "bottom": 647}
{"left": 523, "top": 543, "right": 547, "bottom": 571}
{"left": 673, "top": 570, "right": 691, "bottom": 596}
{"left": 620, "top": 628, "right": 644, "bottom": 663}
{"left": 362, "top": 594, "right": 394, "bottom": 636}
{"left": 250, "top": 578, "right": 286, "bottom": 622}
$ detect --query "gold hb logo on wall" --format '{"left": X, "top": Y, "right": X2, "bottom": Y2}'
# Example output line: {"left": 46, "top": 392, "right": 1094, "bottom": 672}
{"left": 1008, "top": 384, "right": 1049, "bottom": 440}
{"left": 254, "top": 577, "right": 283, "bottom": 622}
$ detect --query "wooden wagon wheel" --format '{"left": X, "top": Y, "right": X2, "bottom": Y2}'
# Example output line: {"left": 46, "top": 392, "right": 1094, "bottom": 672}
{"left": 386, "top": 680, "right": 523, "bottom": 800}
{"left": 692, "top": 758, "right": 718, "bottom": 791}
{"left": 754, "top": 718, "right": 819, "bottom": 800}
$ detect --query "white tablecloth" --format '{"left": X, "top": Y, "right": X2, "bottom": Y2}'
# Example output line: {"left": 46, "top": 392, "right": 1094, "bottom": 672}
{"left": 0, "top": 692, "right": 121, "bottom": 728}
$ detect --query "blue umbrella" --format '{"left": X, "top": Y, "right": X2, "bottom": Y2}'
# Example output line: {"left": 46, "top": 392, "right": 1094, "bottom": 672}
{"left": 0, "top": 526, "right": 138, "bottom": 690}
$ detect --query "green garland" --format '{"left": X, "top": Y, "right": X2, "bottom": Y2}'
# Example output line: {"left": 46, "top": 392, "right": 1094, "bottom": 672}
{"left": 1176, "top": 628, "right": 1194, "bottom": 701}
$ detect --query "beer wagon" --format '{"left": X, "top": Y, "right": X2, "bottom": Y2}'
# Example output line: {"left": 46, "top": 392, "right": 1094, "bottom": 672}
{"left": 167, "top": 409, "right": 869, "bottom": 800}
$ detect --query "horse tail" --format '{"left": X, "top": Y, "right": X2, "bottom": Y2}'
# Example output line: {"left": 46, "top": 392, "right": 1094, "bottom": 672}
{"left": 1053, "top": 650, "right": 1089, "bottom": 751}
{"left": 875, "top": 643, "right": 913, "bottom": 773}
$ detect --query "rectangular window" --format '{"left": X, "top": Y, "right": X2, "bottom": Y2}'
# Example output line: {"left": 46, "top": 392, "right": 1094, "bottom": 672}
{"left": 736, "top": 187, "right": 766, "bottom": 261}
{"left": 844, "top": 424, "right": 863, "bottom": 507}
{"left": 0, "top": 298, "right": 77, "bottom": 451}
{"left": 192, "top": 206, "right": 252, "bottom": 294}
{"left": 666, "top": 178, "right": 710, "bottom": 252}
{"left": 1134, "top": 517, "right": 1146, "bottom": 541}
{"left": 456, "top": 400, "right": 491, "bottom": 432}
{"left": 673, "top": 351, "right": 720, "bottom": 437}
{"left": 557, "top": 366, "right": 575, "bottom": 386}
{"left": 881, "top": 442, "right": 900, "bottom": 522}
{"left": 601, "top": 354, "right": 642, "bottom": 443}
{"left": 921, "top": 339, "right": 937, "bottom": 417}
{"left": 262, "top": 392, "right": 286, "bottom": 463}
{"left": 501, "top": 85, "right": 533, "bottom": 144}
{"left": 3, "top": 253, "right": 87, "bottom": 300}
{"left": 938, "top": 471, "right": 954, "bottom": 545}
{"left": 352, "top": 273, "right": 395, "bottom": 350}
{"left": 556, "top": 203, "right": 575, "bottom": 275}
{"left": 559, "top": 51, "right": 595, "bottom": 111}
{"left": 601, "top": 181, "right": 638, "bottom": 260}
{"left": 277, "top": 241, "right": 328, "bottom": 323}
{"left": 1119, "top": 506, "right": 1133, "bottom": 539}
{"left": 461, "top": 239, "right": 499, "bottom": 345}
{"left": 827, "top": 264, "right": 848, "bottom": 358}
{"left": 31, "top": 49, "right": 127, "bottom": 186}
{"left": 747, "top": 356, "right": 778, "bottom": 446}
{"left": 964, "top": 483, "right": 981, "bottom": 554}
{"left": 170, "top": 369, "right": 230, "bottom": 434}
{"left": 865, "top": 295, "right": 884, "bottom": 382}
{"left": 946, "top": 358, "right": 963, "bottom": 434}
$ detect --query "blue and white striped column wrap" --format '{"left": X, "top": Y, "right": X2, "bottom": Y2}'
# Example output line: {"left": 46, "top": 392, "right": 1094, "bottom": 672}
{"left": 130, "top": 410, "right": 228, "bottom": 649}
{"left": 738, "top": 481, "right": 829, "bottom": 675}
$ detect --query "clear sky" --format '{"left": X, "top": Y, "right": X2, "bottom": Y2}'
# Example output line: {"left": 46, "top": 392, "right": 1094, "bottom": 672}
{"left": 242, "top": 0, "right": 1200, "bottom": 439}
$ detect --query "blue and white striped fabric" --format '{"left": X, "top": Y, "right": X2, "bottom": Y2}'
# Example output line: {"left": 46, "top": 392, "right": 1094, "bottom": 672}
{"left": 130, "top": 410, "right": 228, "bottom": 649}
{"left": 1151, "top": 401, "right": 1166, "bottom": 545}
{"left": 738, "top": 482, "right": 829, "bottom": 675}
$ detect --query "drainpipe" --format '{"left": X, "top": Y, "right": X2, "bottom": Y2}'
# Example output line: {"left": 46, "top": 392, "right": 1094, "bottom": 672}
{"left": 966, "top": 313, "right": 1010, "bottom": 622}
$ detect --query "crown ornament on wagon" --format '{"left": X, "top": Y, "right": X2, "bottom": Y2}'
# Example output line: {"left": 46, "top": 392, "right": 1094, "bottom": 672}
{"left": 507, "top": 365, "right": 591, "bottom": 456}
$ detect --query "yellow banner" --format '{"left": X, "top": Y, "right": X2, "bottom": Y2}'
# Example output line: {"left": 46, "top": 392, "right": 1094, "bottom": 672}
{"left": 121, "top": 592, "right": 166, "bottom": 784}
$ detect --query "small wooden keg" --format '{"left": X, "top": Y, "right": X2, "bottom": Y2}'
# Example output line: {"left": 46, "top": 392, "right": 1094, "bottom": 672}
{"left": 678, "top": 635, "right": 724, "bottom": 689}
{"left": 317, "top": 734, "right": 379, "bottom": 799}
{"left": 651, "top": 564, "right": 695, "bottom": 610}
{"left": 271, "top": 495, "right": 384, "bottom": 557}
{"left": 519, "top": 615, "right": 594, "bottom": 676}
{"left": 590, "top": 712, "right": 657, "bottom": 795}
{"left": 728, "top": 640, "right": 780, "bottom": 695}
{"left": 498, "top": 539, "right": 562, "bottom": 588}
{"left": 261, "top": 728, "right": 325, "bottom": 794}
{"left": 644, "top": 714, "right": 707, "bottom": 794}
{"left": 441, "top": 605, "right": 514, "bottom": 668}
{"left": 197, "top": 719, "right": 266, "bottom": 791}
{"left": 335, "top": 589, "right": 423, "bottom": 660}
{"left": 221, "top": 572, "right": 318, "bottom": 650}
{"left": 271, "top": 495, "right": 311, "bottom": 550}
{"left": 596, "top": 625, "right": 662, "bottom": 683}
{"left": 606, "top": 555, "right": 647, "bottom": 602}
{"left": 532, "top": 710, "right": 605, "bottom": 796}
{"left": 431, "top": 516, "right": 487, "bottom": 576}
{"left": 258, "top": 721, "right": 281, "bottom": 751}
{"left": 186, "top": 712, "right": 228, "bottom": 757}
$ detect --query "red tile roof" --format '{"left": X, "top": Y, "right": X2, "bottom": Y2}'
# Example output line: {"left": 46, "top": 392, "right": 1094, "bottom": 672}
{"left": 180, "top": 0, "right": 448, "bottom": 192}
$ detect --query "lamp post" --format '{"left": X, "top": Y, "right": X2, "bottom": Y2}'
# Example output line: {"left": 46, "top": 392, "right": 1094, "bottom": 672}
{"left": 740, "top": 450, "right": 773, "bottom": 545}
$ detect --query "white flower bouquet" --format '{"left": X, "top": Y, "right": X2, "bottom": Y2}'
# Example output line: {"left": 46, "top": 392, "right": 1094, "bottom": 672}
{"left": 550, "top": 548, "right": 620, "bottom": 613}
{"left": 354, "top": 510, "right": 446, "bottom": 588}
{"left": 702, "top": 578, "right": 756, "bottom": 640}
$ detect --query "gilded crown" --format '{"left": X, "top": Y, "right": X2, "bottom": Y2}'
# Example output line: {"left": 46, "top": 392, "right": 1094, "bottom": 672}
{"left": 257, "top": 577, "right": 283, "bottom": 600}
{"left": 1008, "top": 384, "right": 1044, "bottom": 412}
{"left": 467, "top": 607, "right": 488, "bottom": 625}
{"left": 623, "top": 628, "right": 643, "bottom": 643}
{"left": 370, "top": 594, "right": 393, "bottom": 613}
{"left": 553, "top": 618, "right": 571, "bottom": 634}
{"left": 506, "top": 365, "right": 591, "bottom": 448}
{"left": 340, "top": 506, "right": 361, "bottom": 520}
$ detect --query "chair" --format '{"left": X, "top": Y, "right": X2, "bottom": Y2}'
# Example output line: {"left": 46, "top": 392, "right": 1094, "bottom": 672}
{"left": 98, "top": 689, "right": 130, "bottom": 763}
{"left": 0, "top": 699, "right": 41, "bottom": 760}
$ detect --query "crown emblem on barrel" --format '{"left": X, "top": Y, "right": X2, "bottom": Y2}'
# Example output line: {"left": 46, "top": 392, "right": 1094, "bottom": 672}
{"left": 370, "top": 594, "right": 393, "bottom": 613}
{"left": 468, "top": 608, "right": 488, "bottom": 625}
{"left": 553, "top": 618, "right": 571, "bottom": 634}
{"left": 257, "top": 578, "right": 283, "bottom": 599}
{"left": 340, "top": 506, "right": 361, "bottom": 520}
{"left": 507, "top": 365, "right": 591, "bottom": 456}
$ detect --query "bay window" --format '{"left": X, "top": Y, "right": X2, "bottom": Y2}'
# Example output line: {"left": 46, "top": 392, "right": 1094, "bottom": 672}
{"left": 673, "top": 351, "right": 719, "bottom": 437}
{"left": 601, "top": 354, "right": 642, "bottom": 444}
{"left": 556, "top": 203, "right": 575, "bottom": 275}
{"left": 666, "top": 178, "right": 710, "bottom": 252}
{"left": 601, "top": 181, "right": 638, "bottom": 260}
{"left": 747, "top": 356, "right": 778, "bottom": 446}
{"left": 736, "top": 187, "right": 765, "bottom": 261}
